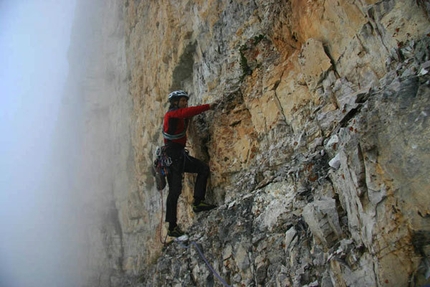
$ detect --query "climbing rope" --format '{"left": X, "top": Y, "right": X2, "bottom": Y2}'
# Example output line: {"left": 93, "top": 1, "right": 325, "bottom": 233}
{"left": 158, "top": 190, "right": 230, "bottom": 286}
{"left": 176, "top": 239, "right": 231, "bottom": 287}
{"left": 158, "top": 188, "right": 168, "bottom": 246}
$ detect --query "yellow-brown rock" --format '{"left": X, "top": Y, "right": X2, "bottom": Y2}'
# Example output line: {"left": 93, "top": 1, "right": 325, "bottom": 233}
{"left": 63, "top": 0, "right": 430, "bottom": 285}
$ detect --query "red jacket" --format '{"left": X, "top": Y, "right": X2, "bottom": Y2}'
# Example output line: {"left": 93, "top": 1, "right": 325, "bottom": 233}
{"left": 163, "top": 104, "right": 210, "bottom": 147}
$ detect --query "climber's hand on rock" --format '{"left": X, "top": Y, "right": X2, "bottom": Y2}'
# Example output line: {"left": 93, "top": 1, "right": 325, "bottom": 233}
{"left": 210, "top": 99, "right": 222, "bottom": 110}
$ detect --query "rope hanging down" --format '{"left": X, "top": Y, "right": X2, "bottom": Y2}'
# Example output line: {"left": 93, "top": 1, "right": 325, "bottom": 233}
{"left": 176, "top": 240, "right": 231, "bottom": 287}
{"left": 158, "top": 188, "right": 168, "bottom": 245}
{"left": 156, "top": 164, "right": 229, "bottom": 286}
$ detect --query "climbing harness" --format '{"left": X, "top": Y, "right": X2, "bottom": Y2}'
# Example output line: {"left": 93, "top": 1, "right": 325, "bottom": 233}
{"left": 175, "top": 239, "right": 231, "bottom": 287}
{"left": 162, "top": 130, "right": 186, "bottom": 140}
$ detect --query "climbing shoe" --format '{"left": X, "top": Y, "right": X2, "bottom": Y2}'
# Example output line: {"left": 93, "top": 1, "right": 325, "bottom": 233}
{"left": 168, "top": 226, "right": 185, "bottom": 237}
{"left": 193, "top": 201, "right": 217, "bottom": 213}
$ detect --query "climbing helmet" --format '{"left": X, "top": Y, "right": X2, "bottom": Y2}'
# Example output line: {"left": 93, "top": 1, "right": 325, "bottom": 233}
{"left": 168, "top": 90, "right": 189, "bottom": 101}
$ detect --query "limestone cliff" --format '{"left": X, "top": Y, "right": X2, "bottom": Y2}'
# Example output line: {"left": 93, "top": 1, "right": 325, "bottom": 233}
{"left": 64, "top": 0, "right": 430, "bottom": 286}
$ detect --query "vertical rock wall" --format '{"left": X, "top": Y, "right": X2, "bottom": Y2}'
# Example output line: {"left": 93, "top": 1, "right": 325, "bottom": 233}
{"left": 68, "top": 0, "right": 430, "bottom": 286}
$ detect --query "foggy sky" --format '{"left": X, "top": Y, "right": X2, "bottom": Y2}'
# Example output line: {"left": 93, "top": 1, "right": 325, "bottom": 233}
{"left": 0, "top": 1, "right": 78, "bottom": 286}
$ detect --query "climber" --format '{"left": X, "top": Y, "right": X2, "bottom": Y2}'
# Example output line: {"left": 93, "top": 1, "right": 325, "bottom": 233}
{"left": 163, "top": 90, "right": 219, "bottom": 237}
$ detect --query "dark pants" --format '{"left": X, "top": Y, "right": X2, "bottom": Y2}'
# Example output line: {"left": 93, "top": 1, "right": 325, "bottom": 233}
{"left": 165, "top": 146, "right": 210, "bottom": 225}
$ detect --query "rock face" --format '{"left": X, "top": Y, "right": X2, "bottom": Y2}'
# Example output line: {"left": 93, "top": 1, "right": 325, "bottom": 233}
{"left": 65, "top": 0, "right": 430, "bottom": 286}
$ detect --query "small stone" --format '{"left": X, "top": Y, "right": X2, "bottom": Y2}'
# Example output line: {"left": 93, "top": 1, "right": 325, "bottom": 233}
{"left": 329, "top": 154, "right": 341, "bottom": 169}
